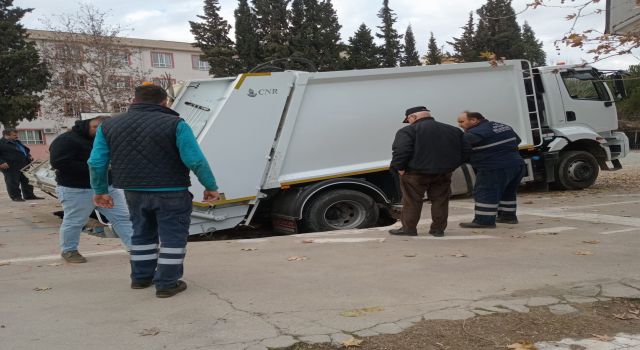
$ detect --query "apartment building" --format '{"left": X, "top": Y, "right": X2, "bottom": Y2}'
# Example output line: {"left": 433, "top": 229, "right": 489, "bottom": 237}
{"left": 11, "top": 29, "right": 211, "bottom": 160}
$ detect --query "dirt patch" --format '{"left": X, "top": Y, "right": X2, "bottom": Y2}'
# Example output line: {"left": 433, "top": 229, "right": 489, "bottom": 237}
{"left": 292, "top": 299, "right": 640, "bottom": 350}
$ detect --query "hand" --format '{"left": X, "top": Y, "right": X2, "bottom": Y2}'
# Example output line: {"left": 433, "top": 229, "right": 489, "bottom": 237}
{"left": 0, "top": 163, "right": 8, "bottom": 170}
{"left": 93, "top": 194, "right": 114, "bottom": 208}
{"left": 203, "top": 190, "right": 221, "bottom": 203}
{"left": 398, "top": 170, "right": 405, "bottom": 176}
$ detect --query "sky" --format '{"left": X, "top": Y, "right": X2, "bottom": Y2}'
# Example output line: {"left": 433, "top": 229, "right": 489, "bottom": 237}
{"left": 14, "top": 0, "right": 640, "bottom": 70}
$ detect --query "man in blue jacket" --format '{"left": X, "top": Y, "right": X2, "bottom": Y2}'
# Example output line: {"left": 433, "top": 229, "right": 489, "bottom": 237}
{"left": 457, "top": 111, "right": 525, "bottom": 228}
{"left": 89, "top": 83, "right": 220, "bottom": 298}
{"left": 0, "top": 129, "right": 43, "bottom": 201}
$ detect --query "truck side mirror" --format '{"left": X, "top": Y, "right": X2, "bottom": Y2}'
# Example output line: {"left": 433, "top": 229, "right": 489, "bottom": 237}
{"left": 612, "top": 73, "right": 627, "bottom": 100}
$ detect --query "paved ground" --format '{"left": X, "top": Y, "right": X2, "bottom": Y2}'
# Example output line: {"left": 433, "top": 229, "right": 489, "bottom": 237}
{"left": 1, "top": 152, "right": 639, "bottom": 350}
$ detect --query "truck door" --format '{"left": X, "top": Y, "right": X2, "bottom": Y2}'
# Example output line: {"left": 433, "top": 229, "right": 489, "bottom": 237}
{"left": 556, "top": 70, "right": 617, "bottom": 132}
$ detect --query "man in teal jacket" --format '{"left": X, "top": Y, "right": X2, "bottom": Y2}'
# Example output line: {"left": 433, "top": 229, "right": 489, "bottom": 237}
{"left": 89, "top": 83, "right": 219, "bottom": 298}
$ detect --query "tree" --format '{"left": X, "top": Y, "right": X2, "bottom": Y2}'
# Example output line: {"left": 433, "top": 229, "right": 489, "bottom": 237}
{"left": 401, "top": 25, "right": 421, "bottom": 67}
{"left": 0, "top": 0, "right": 50, "bottom": 128}
{"left": 190, "top": 0, "right": 238, "bottom": 77}
{"left": 39, "top": 5, "right": 149, "bottom": 121}
{"left": 346, "top": 24, "right": 380, "bottom": 69}
{"left": 376, "top": 0, "right": 402, "bottom": 67}
{"left": 616, "top": 65, "right": 640, "bottom": 121}
{"left": 474, "top": 0, "right": 524, "bottom": 60}
{"left": 252, "top": 0, "right": 290, "bottom": 64}
{"left": 235, "top": 0, "right": 261, "bottom": 71}
{"left": 448, "top": 12, "right": 479, "bottom": 62}
{"left": 314, "top": 0, "right": 343, "bottom": 71}
{"left": 424, "top": 32, "right": 443, "bottom": 65}
{"left": 520, "top": 21, "right": 546, "bottom": 67}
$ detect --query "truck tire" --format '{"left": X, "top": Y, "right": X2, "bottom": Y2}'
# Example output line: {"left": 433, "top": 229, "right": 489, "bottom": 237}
{"left": 302, "top": 189, "right": 379, "bottom": 232}
{"left": 554, "top": 151, "right": 599, "bottom": 190}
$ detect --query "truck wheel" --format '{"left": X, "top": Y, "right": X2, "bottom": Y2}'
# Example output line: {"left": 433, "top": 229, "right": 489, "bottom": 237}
{"left": 554, "top": 151, "right": 599, "bottom": 190}
{"left": 302, "top": 189, "right": 379, "bottom": 232}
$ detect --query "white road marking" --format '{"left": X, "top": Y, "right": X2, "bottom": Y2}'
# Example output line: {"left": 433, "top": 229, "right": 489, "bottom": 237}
{"left": 525, "top": 210, "right": 640, "bottom": 227}
{"left": 554, "top": 200, "right": 640, "bottom": 210}
{"left": 303, "top": 238, "right": 387, "bottom": 244}
{"left": 413, "top": 235, "right": 497, "bottom": 240}
{"left": 0, "top": 249, "right": 127, "bottom": 265}
{"left": 525, "top": 227, "right": 578, "bottom": 234}
{"left": 600, "top": 228, "right": 640, "bottom": 235}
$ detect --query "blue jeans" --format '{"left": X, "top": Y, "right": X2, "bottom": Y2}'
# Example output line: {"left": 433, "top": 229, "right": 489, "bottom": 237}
{"left": 56, "top": 186, "right": 133, "bottom": 253}
{"left": 124, "top": 190, "right": 192, "bottom": 290}
{"left": 472, "top": 165, "right": 525, "bottom": 225}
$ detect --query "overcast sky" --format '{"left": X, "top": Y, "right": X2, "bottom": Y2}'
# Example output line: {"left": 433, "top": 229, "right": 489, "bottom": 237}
{"left": 14, "top": 0, "right": 639, "bottom": 70}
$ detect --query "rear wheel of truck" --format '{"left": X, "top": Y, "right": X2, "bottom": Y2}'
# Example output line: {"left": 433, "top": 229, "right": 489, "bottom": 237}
{"left": 554, "top": 150, "right": 599, "bottom": 190}
{"left": 302, "top": 189, "right": 379, "bottom": 232}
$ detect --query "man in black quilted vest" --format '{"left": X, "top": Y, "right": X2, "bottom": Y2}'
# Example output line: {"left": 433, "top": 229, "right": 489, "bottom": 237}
{"left": 88, "top": 83, "right": 220, "bottom": 298}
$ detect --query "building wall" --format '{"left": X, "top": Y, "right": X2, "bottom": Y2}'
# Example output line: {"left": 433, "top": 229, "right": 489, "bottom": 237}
{"left": 9, "top": 30, "right": 213, "bottom": 160}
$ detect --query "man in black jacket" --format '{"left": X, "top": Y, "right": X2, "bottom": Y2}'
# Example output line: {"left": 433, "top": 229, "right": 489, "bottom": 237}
{"left": 0, "top": 129, "right": 43, "bottom": 201}
{"left": 389, "top": 106, "right": 469, "bottom": 237}
{"left": 49, "top": 117, "right": 133, "bottom": 263}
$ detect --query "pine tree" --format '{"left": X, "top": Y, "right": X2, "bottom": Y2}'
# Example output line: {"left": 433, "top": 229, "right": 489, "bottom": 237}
{"left": 190, "top": 0, "right": 238, "bottom": 77}
{"left": 315, "top": 0, "right": 342, "bottom": 71}
{"left": 0, "top": 0, "right": 50, "bottom": 128}
{"left": 401, "top": 25, "right": 420, "bottom": 67}
{"left": 474, "top": 0, "right": 524, "bottom": 60}
{"left": 346, "top": 23, "right": 380, "bottom": 69}
{"left": 448, "top": 12, "right": 479, "bottom": 62}
{"left": 376, "top": 0, "right": 402, "bottom": 68}
{"left": 252, "top": 0, "right": 290, "bottom": 64}
{"left": 521, "top": 21, "right": 546, "bottom": 67}
{"left": 424, "top": 32, "right": 443, "bottom": 65}
{"left": 235, "top": 0, "right": 261, "bottom": 71}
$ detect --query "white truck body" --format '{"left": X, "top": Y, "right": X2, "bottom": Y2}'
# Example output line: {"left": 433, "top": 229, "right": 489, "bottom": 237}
{"left": 172, "top": 60, "right": 628, "bottom": 235}
{"left": 26, "top": 60, "right": 629, "bottom": 235}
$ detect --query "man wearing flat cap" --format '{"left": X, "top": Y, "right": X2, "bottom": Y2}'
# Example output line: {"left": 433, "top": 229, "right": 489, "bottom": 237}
{"left": 389, "top": 106, "right": 469, "bottom": 237}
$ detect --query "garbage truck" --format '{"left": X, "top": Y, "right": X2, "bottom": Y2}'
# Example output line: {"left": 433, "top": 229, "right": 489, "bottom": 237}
{"left": 27, "top": 60, "right": 630, "bottom": 236}
{"left": 168, "top": 59, "right": 629, "bottom": 235}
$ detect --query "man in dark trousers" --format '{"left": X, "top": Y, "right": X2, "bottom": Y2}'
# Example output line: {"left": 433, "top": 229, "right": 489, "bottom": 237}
{"left": 89, "top": 83, "right": 220, "bottom": 298}
{"left": 457, "top": 111, "right": 526, "bottom": 228}
{"left": 0, "top": 129, "right": 43, "bottom": 201}
{"left": 389, "top": 106, "right": 468, "bottom": 237}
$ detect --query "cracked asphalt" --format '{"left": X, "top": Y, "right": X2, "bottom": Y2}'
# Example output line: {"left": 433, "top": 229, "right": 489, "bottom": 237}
{"left": 1, "top": 152, "right": 639, "bottom": 350}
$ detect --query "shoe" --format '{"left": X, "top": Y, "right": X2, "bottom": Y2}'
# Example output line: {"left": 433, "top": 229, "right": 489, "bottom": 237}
{"left": 496, "top": 217, "right": 519, "bottom": 224}
{"left": 459, "top": 222, "right": 496, "bottom": 229}
{"left": 61, "top": 250, "right": 87, "bottom": 263}
{"left": 12, "top": 198, "right": 25, "bottom": 202}
{"left": 429, "top": 229, "right": 445, "bottom": 237}
{"left": 24, "top": 196, "right": 44, "bottom": 200}
{"left": 388, "top": 228, "right": 417, "bottom": 236}
{"left": 131, "top": 280, "right": 153, "bottom": 289}
{"left": 156, "top": 280, "right": 187, "bottom": 298}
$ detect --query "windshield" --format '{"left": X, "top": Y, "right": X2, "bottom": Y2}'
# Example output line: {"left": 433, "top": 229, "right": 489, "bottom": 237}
{"left": 561, "top": 70, "right": 610, "bottom": 101}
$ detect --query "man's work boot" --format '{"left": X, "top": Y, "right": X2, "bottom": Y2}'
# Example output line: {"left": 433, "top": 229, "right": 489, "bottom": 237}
{"left": 131, "top": 280, "right": 154, "bottom": 289}
{"left": 24, "top": 196, "right": 44, "bottom": 200}
{"left": 61, "top": 250, "right": 87, "bottom": 263}
{"left": 156, "top": 281, "right": 187, "bottom": 298}
{"left": 459, "top": 222, "right": 496, "bottom": 229}
{"left": 496, "top": 216, "right": 519, "bottom": 224}
{"left": 388, "top": 228, "right": 417, "bottom": 236}
{"left": 429, "top": 229, "right": 445, "bottom": 237}
{"left": 12, "top": 198, "right": 24, "bottom": 202}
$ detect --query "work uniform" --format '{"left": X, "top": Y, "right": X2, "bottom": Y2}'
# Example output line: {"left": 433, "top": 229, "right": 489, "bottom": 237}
{"left": 0, "top": 137, "right": 37, "bottom": 200}
{"left": 391, "top": 117, "right": 468, "bottom": 233}
{"left": 464, "top": 120, "right": 525, "bottom": 225}
{"left": 89, "top": 103, "right": 218, "bottom": 292}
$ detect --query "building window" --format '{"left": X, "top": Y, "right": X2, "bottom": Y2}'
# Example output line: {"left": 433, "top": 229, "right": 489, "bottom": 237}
{"left": 62, "top": 73, "right": 86, "bottom": 89}
{"left": 18, "top": 130, "right": 45, "bottom": 144}
{"left": 110, "top": 76, "right": 132, "bottom": 89}
{"left": 151, "top": 52, "right": 174, "bottom": 68}
{"left": 111, "top": 102, "right": 128, "bottom": 113}
{"left": 191, "top": 55, "right": 210, "bottom": 71}
{"left": 152, "top": 77, "right": 176, "bottom": 88}
{"left": 116, "top": 52, "right": 130, "bottom": 66}
{"left": 64, "top": 102, "right": 91, "bottom": 117}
